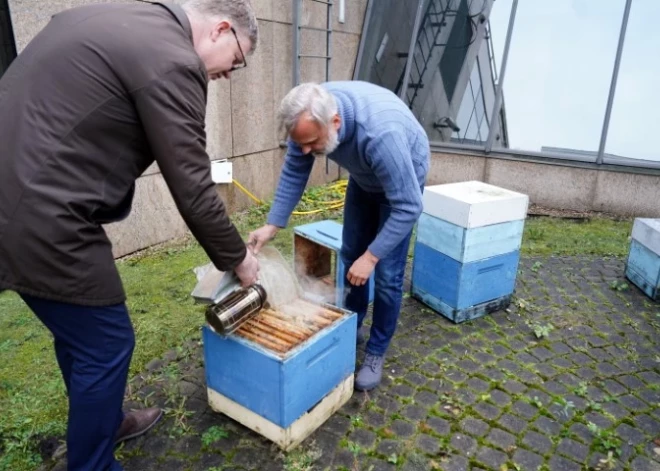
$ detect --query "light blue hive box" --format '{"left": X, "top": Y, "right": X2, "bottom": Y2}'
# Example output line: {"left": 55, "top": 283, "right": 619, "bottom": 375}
{"left": 625, "top": 218, "right": 660, "bottom": 301}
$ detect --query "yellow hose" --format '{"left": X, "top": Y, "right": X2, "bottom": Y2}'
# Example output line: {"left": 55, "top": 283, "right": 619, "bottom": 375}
{"left": 232, "top": 178, "right": 347, "bottom": 215}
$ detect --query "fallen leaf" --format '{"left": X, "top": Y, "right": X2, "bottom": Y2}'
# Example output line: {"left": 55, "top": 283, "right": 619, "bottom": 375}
{"left": 654, "top": 438, "right": 660, "bottom": 446}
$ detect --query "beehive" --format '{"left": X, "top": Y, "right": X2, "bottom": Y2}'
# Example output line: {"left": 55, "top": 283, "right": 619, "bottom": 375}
{"left": 412, "top": 181, "right": 528, "bottom": 323}
{"left": 625, "top": 218, "right": 660, "bottom": 300}
{"left": 203, "top": 299, "right": 356, "bottom": 450}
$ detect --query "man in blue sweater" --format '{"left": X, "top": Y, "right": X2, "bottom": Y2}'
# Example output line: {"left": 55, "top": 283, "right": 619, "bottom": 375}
{"left": 249, "top": 81, "right": 429, "bottom": 390}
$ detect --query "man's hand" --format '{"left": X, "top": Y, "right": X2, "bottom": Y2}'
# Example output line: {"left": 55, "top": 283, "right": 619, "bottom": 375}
{"left": 347, "top": 250, "right": 379, "bottom": 286}
{"left": 234, "top": 248, "right": 260, "bottom": 287}
{"left": 247, "top": 224, "right": 280, "bottom": 254}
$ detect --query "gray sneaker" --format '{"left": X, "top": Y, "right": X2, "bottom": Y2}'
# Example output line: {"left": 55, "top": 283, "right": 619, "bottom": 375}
{"left": 355, "top": 353, "right": 384, "bottom": 391}
{"left": 356, "top": 325, "right": 368, "bottom": 345}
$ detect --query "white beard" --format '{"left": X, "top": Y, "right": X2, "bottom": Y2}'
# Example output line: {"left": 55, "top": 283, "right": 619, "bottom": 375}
{"left": 313, "top": 127, "right": 339, "bottom": 157}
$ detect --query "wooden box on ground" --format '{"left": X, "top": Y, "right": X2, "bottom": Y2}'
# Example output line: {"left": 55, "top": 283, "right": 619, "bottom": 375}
{"left": 412, "top": 181, "right": 529, "bottom": 323}
{"left": 293, "top": 220, "right": 374, "bottom": 307}
{"left": 203, "top": 300, "right": 357, "bottom": 450}
{"left": 626, "top": 218, "right": 660, "bottom": 301}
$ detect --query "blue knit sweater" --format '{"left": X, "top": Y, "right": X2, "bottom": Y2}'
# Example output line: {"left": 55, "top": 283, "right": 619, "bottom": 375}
{"left": 267, "top": 81, "right": 430, "bottom": 259}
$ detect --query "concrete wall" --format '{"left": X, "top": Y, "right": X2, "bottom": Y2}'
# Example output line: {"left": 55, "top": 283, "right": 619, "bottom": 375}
{"left": 8, "top": 0, "right": 367, "bottom": 257}
{"left": 429, "top": 151, "right": 660, "bottom": 218}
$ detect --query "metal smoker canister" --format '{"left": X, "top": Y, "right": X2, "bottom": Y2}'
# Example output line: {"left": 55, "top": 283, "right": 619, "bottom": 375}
{"left": 205, "top": 284, "right": 267, "bottom": 335}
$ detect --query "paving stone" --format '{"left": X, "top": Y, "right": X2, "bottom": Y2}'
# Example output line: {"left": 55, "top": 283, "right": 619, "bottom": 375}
{"left": 630, "top": 456, "right": 660, "bottom": 471}
{"left": 556, "top": 372, "right": 581, "bottom": 388}
{"left": 548, "top": 342, "right": 573, "bottom": 356}
{"left": 551, "top": 356, "right": 575, "bottom": 369}
{"left": 415, "top": 434, "right": 443, "bottom": 455}
{"left": 634, "top": 414, "right": 660, "bottom": 435}
{"left": 548, "top": 455, "right": 582, "bottom": 471}
{"left": 374, "top": 394, "right": 401, "bottom": 413}
{"left": 425, "top": 416, "right": 450, "bottom": 436}
{"left": 390, "top": 384, "right": 415, "bottom": 398}
{"left": 473, "top": 352, "right": 497, "bottom": 365}
{"left": 402, "top": 405, "right": 428, "bottom": 422}
{"left": 512, "top": 449, "right": 544, "bottom": 471}
{"left": 615, "top": 423, "right": 646, "bottom": 444}
{"left": 639, "top": 371, "right": 660, "bottom": 385}
{"left": 619, "top": 394, "right": 650, "bottom": 412}
{"left": 533, "top": 416, "right": 562, "bottom": 435}
{"left": 574, "top": 366, "right": 599, "bottom": 381}
{"left": 511, "top": 399, "right": 538, "bottom": 419}
{"left": 584, "top": 412, "right": 614, "bottom": 429}
{"left": 439, "top": 455, "right": 469, "bottom": 471}
{"left": 460, "top": 417, "right": 489, "bottom": 437}
{"left": 450, "top": 433, "right": 477, "bottom": 457}
{"left": 390, "top": 419, "right": 415, "bottom": 438}
{"left": 500, "top": 379, "right": 527, "bottom": 395}
{"left": 522, "top": 430, "right": 553, "bottom": 455}
{"left": 568, "top": 422, "right": 593, "bottom": 444}
{"left": 535, "top": 363, "right": 559, "bottom": 379}
{"left": 485, "top": 428, "right": 516, "bottom": 451}
{"left": 365, "top": 410, "right": 388, "bottom": 428}
{"left": 617, "top": 375, "right": 645, "bottom": 390}
{"left": 489, "top": 389, "right": 512, "bottom": 407}
{"left": 473, "top": 402, "right": 501, "bottom": 421}
{"left": 516, "top": 352, "right": 538, "bottom": 365}
{"left": 446, "top": 370, "right": 468, "bottom": 384}
{"left": 466, "top": 377, "right": 490, "bottom": 393}
{"left": 414, "top": 390, "right": 438, "bottom": 407}
{"left": 455, "top": 388, "right": 477, "bottom": 406}
{"left": 349, "top": 428, "right": 377, "bottom": 449}
{"left": 638, "top": 388, "right": 660, "bottom": 405}
{"left": 557, "top": 438, "right": 589, "bottom": 463}
{"left": 517, "top": 369, "right": 543, "bottom": 385}
{"left": 529, "top": 346, "right": 554, "bottom": 361}
{"left": 569, "top": 352, "right": 593, "bottom": 365}
{"left": 491, "top": 344, "right": 510, "bottom": 356}
{"left": 596, "top": 361, "right": 620, "bottom": 377}
{"left": 543, "top": 380, "right": 569, "bottom": 395}
{"left": 375, "top": 439, "right": 403, "bottom": 457}
{"left": 457, "top": 359, "right": 481, "bottom": 373}
{"left": 481, "top": 367, "right": 506, "bottom": 382}
{"left": 324, "top": 415, "right": 351, "bottom": 437}
{"left": 475, "top": 446, "right": 508, "bottom": 469}
{"left": 602, "top": 401, "right": 631, "bottom": 421}
{"left": 499, "top": 413, "right": 527, "bottom": 434}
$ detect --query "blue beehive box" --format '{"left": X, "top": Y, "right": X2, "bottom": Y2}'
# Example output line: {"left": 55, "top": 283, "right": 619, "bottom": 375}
{"left": 625, "top": 218, "right": 660, "bottom": 301}
{"left": 203, "top": 301, "right": 357, "bottom": 450}
{"left": 412, "top": 181, "right": 529, "bottom": 323}
{"left": 293, "top": 220, "right": 375, "bottom": 308}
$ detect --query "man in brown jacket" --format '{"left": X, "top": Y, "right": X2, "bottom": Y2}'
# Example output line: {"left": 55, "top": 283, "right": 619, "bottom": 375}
{"left": 0, "top": 1, "right": 259, "bottom": 469}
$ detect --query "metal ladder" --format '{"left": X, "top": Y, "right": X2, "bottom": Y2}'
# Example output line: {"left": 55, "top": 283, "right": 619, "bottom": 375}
{"left": 291, "top": 0, "right": 335, "bottom": 174}
{"left": 395, "top": 0, "right": 459, "bottom": 109}
{"left": 292, "top": 0, "right": 333, "bottom": 87}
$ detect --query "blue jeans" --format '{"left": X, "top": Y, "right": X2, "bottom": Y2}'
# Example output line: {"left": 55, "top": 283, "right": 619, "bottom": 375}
{"left": 340, "top": 179, "right": 414, "bottom": 357}
{"left": 20, "top": 294, "right": 134, "bottom": 471}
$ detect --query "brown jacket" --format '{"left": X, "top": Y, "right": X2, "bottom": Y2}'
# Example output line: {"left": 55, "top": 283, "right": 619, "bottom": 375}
{"left": 0, "top": 2, "right": 247, "bottom": 306}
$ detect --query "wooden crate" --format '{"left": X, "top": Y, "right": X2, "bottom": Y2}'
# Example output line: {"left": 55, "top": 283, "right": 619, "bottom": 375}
{"left": 203, "top": 300, "right": 357, "bottom": 450}
{"left": 626, "top": 219, "right": 660, "bottom": 301}
{"left": 293, "top": 220, "right": 374, "bottom": 307}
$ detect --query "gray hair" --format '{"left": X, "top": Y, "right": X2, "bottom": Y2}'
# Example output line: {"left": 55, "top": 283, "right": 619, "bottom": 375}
{"left": 182, "top": 0, "right": 259, "bottom": 50}
{"left": 278, "top": 83, "right": 338, "bottom": 133}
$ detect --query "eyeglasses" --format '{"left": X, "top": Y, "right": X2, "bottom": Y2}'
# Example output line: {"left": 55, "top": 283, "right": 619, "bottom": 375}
{"left": 230, "top": 27, "right": 247, "bottom": 71}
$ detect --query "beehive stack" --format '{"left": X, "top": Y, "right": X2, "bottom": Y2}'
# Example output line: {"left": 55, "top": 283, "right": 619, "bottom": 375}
{"left": 412, "top": 181, "right": 529, "bottom": 323}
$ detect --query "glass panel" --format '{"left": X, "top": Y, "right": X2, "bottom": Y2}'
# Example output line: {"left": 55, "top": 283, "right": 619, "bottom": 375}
{"left": 605, "top": 0, "right": 660, "bottom": 162}
{"left": 354, "top": 0, "right": 423, "bottom": 93}
{"left": 489, "top": 0, "right": 626, "bottom": 158}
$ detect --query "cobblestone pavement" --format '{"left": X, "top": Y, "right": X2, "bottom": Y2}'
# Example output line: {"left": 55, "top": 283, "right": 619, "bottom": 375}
{"left": 42, "top": 256, "right": 660, "bottom": 471}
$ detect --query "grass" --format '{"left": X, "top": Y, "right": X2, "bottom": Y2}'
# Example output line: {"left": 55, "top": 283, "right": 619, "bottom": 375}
{"left": 0, "top": 181, "right": 633, "bottom": 470}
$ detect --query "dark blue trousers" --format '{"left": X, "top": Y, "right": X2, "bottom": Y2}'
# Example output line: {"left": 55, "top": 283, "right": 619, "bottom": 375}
{"left": 340, "top": 179, "right": 415, "bottom": 357}
{"left": 21, "top": 294, "right": 134, "bottom": 471}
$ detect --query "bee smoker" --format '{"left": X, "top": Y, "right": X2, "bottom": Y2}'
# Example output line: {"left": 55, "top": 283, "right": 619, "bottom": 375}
{"left": 205, "top": 283, "right": 268, "bottom": 336}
